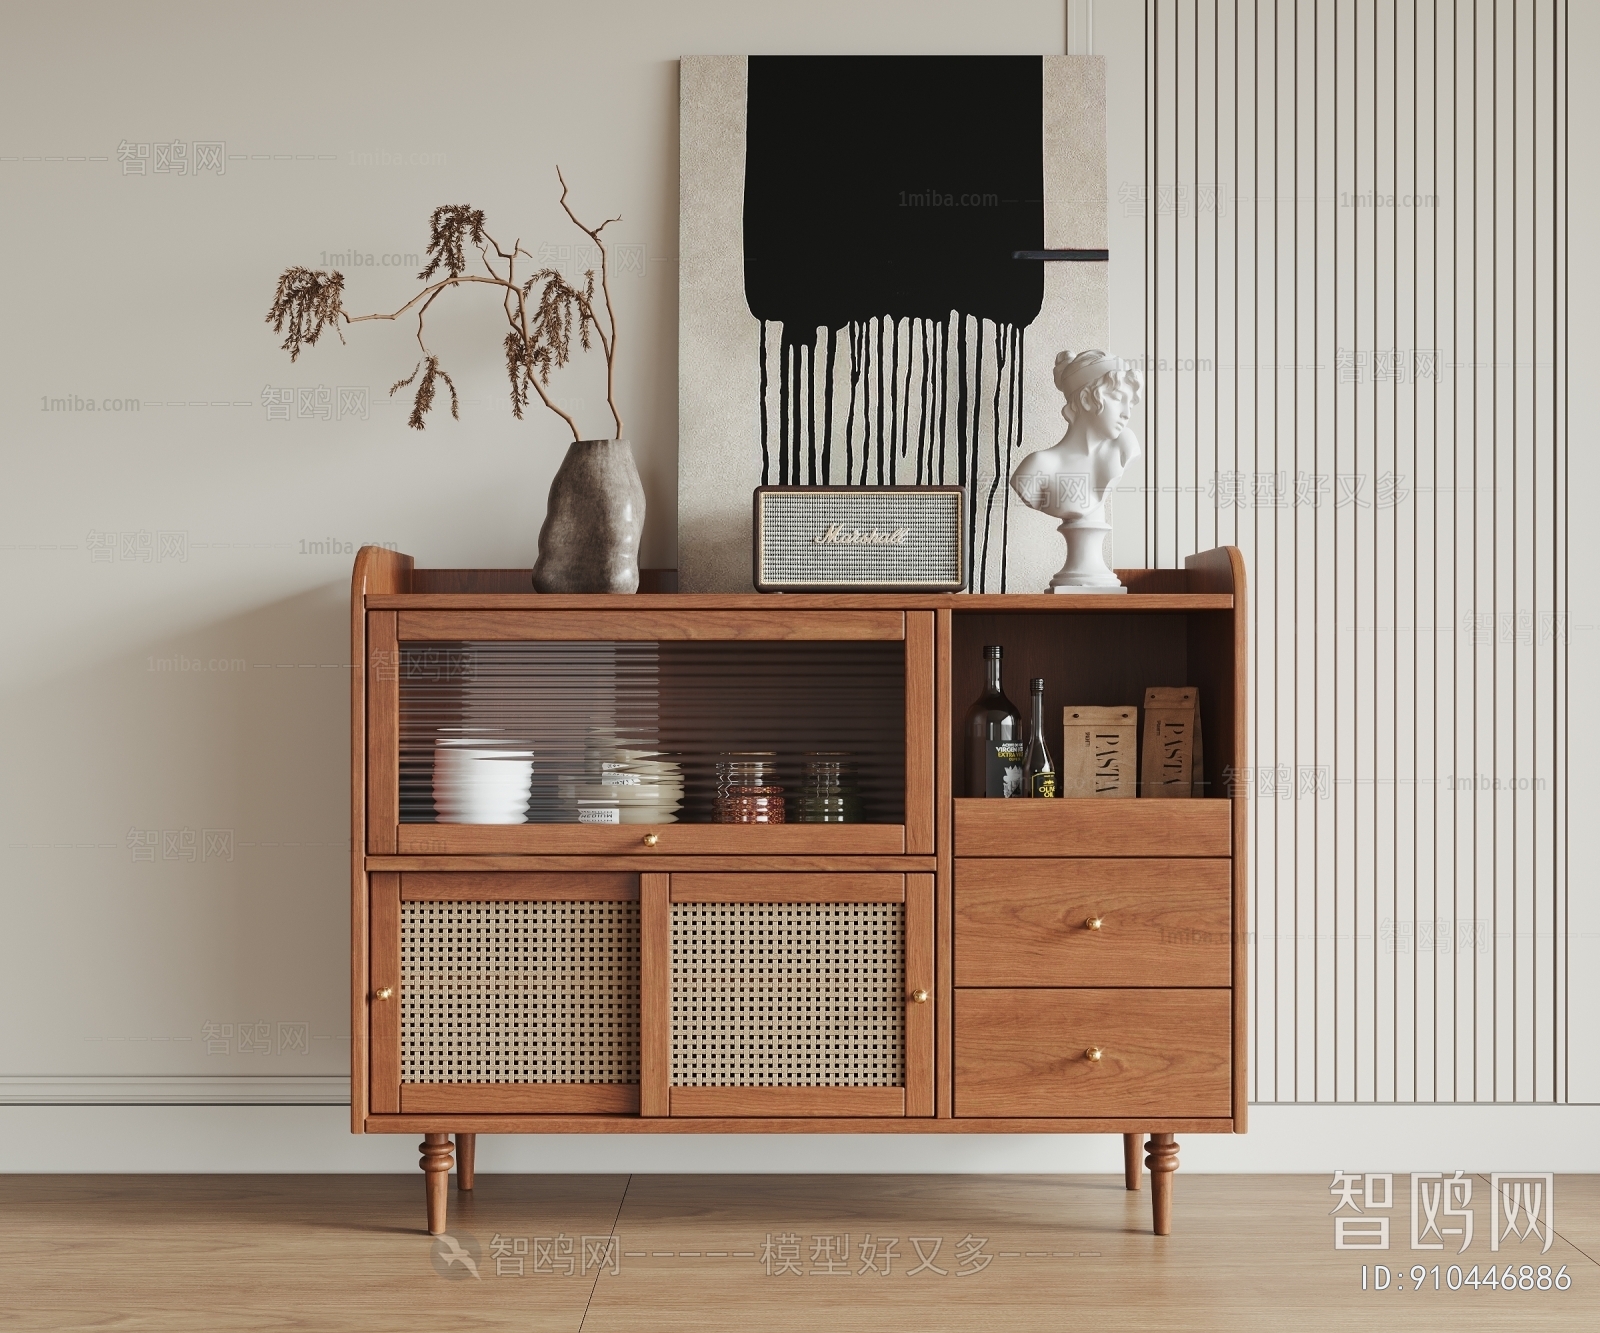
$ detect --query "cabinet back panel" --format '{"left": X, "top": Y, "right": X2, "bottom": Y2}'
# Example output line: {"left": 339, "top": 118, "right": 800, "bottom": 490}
{"left": 951, "top": 612, "right": 1196, "bottom": 796}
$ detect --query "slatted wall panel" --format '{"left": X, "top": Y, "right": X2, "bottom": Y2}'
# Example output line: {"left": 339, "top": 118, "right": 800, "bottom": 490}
{"left": 1139, "top": 0, "right": 1568, "bottom": 1102}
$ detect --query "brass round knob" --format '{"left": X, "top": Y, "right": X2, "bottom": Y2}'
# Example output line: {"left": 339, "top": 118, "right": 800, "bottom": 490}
{"left": 1085, "top": 1046, "right": 1103, "bottom": 1062}
{"left": 1085, "top": 916, "right": 1104, "bottom": 931}
{"left": 909, "top": 989, "right": 930, "bottom": 1004}
{"left": 642, "top": 832, "right": 660, "bottom": 847}
{"left": 373, "top": 986, "right": 394, "bottom": 1001}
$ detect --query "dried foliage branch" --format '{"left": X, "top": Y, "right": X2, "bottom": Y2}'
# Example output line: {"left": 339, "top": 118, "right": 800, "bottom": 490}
{"left": 266, "top": 267, "right": 346, "bottom": 361}
{"left": 418, "top": 205, "right": 487, "bottom": 281}
{"left": 502, "top": 266, "right": 602, "bottom": 420}
{"left": 263, "top": 171, "right": 622, "bottom": 438}
{"left": 390, "top": 355, "right": 459, "bottom": 430}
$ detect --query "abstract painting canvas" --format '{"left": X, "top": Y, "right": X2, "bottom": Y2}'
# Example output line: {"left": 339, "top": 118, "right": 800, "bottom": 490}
{"left": 679, "top": 54, "right": 1108, "bottom": 592}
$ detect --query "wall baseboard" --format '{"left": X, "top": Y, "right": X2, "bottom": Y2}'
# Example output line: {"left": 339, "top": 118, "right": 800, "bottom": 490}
{"left": 0, "top": 1102, "right": 1596, "bottom": 1173}
{"left": 0, "top": 1075, "right": 350, "bottom": 1105}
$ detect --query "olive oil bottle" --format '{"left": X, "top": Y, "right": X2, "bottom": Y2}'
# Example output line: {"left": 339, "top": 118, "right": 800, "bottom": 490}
{"left": 1023, "top": 676, "right": 1056, "bottom": 797}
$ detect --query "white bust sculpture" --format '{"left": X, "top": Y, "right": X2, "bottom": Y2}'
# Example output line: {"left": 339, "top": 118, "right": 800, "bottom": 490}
{"left": 1010, "top": 349, "right": 1143, "bottom": 593}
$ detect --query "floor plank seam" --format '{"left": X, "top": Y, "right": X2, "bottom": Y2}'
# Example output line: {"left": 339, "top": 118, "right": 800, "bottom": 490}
{"left": 578, "top": 1173, "right": 632, "bottom": 1333}
{"left": 1472, "top": 1172, "right": 1600, "bottom": 1270}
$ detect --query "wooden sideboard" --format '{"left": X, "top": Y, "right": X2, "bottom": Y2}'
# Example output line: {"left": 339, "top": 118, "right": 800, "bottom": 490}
{"left": 350, "top": 546, "right": 1248, "bottom": 1236}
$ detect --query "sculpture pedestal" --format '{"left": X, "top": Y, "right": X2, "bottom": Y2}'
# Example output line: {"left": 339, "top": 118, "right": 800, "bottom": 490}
{"left": 1049, "top": 519, "right": 1126, "bottom": 594}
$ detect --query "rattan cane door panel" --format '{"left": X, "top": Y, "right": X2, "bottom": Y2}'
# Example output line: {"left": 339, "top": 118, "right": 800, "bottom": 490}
{"left": 650, "top": 873, "right": 934, "bottom": 1117}
{"left": 372, "top": 874, "right": 643, "bottom": 1116}
{"left": 672, "top": 900, "right": 904, "bottom": 1088}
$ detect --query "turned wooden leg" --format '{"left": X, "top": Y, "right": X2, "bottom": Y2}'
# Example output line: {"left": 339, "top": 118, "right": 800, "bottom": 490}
{"left": 1145, "top": 1133, "right": 1179, "bottom": 1235}
{"left": 455, "top": 1132, "right": 476, "bottom": 1191}
{"left": 420, "top": 1134, "right": 454, "bottom": 1235}
{"left": 1123, "top": 1132, "right": 1143, "bottom": 1190}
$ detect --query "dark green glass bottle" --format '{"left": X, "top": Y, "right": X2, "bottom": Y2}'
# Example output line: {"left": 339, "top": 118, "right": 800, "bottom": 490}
{"left": 965, "top": 645, "right": 1023, "bottom": 797}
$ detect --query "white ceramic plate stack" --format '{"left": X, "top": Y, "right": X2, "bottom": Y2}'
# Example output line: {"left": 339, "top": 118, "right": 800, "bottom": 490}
{"left": 433, "top": 737, "right": 534, "bottom": 824}
{"left": 613, "top": 751, "right": 685, "bottom": 824}
{"left": 558, "top": 748, "right": 686, "bottom": 825}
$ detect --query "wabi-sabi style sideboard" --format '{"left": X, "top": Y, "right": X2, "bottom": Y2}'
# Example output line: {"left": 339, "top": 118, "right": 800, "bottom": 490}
{"left": 350, "top": 545, "right": 1247, "bottom": 1236}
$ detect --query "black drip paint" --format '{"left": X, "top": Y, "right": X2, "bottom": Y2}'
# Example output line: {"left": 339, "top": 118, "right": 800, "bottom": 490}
{"left": 776, "top": 340, "right": 788, "bottom": 485}
{"left": 916, "top": 319, "right": 929, "bottom": 485}
{"left": 742, "top": 56, "right": 1044, "bottom": 590}
{"left": 794, "top": 341, "right": 805, "bottom": 487}
{"left": 843, "top": 324, "right": 857, "bottom": 483}
{"left": 936, "top": 316, "right": 948, "bottom": 483}
{"left": 758, "top": 320, "right": 770, "bottom": 484}
{"left": 978, "top": 324, "right": 1009, "bottom": 591}
{"left": 864, "top": 321, "right": 876, "bottom": 481}
{"left": 888, "top": 318, "right": 900, "bottom": 484}
{"left": 859, "top": 321, "right": 872, "bottom": 484}
{"left": 969, "top": 324, "right": 983, "bottom": 591}
{"left": 805, "top": 338, "right": 817, "bottom": 484}
{"left": 793, "top": 338, "right": 804, "bottom": 483}
{"left": 956, "top": 316, "right": 968, "bottom": 489}
{"left": 822, "top": 327, "right": 837, "bottom": 483}
{"left": 899, "top": 319, "right": 914, "bottom": 476}
{"left": 875, "top": 319, "right": 886, "bottom": 485}
{"left": 1001, "top": 325, "right": 1024, "bottom": 592}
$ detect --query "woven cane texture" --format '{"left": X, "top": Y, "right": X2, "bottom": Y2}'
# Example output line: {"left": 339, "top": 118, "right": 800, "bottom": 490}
{"left": 671, "top": 902, "right": 905, "bottom": 1086}
{"left": 401, "top": 900, "right": 639, "bottom": 1084}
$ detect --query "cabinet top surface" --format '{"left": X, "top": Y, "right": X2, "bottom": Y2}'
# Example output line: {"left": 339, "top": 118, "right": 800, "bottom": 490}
{"left": 365, "top": 591, "right": 1234, "bottom": 611}
{"left": 353, "top": 547, "right": 1243, "bottom": 611}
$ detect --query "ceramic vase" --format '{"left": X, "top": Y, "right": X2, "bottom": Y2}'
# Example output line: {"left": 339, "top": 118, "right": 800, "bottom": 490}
{"left": 532, "top": 438, "right": 646, "bottom": 593}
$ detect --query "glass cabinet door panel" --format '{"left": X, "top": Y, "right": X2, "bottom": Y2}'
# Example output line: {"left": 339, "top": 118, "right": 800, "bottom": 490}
{"left": 397, "top": 639, "right": 907, "bottom": 827}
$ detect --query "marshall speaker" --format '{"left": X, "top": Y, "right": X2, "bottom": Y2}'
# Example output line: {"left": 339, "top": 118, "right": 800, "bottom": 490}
{"left": 752, "top": 486, "right": 966, "bottom": 592}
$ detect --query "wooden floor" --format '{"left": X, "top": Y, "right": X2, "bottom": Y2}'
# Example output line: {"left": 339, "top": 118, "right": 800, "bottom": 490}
{"left": 3, "top": 1172, "right": 1595, "bottom": 1331}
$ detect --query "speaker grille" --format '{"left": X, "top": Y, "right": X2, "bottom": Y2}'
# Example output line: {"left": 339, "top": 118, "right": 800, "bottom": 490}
{"left": 400, "top": 900, "right": 639, "bottom": 1084}
{"left": 756, "top": 488, "right": 963, "bottom": 589}
{"left": 670, "top": 902, "right": 905, "bottom": 1086}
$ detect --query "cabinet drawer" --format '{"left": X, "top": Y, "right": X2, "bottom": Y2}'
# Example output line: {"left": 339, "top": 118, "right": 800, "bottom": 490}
{"left": 953, "top": 798, "right": 1232, "bottom": 857}
{"left": 954, "top": 859, "right": 1231, "bottom": 987}
{"left": 954, "top": 988, "right": 1231, "bottom": 1117}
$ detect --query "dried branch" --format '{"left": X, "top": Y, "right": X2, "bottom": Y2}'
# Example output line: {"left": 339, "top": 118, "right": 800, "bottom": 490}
{"left": 343, "top": 272, "right": 502, "bottom": 326}
{"left": 556, "top": 166, "right": 624, "bottom": 439}
{"left": 268, "top": 176, "right": 620, "bottom": 442}
{"left": 265, "top": 267, "right": 345, "bottom": 361}
{"left": 389, "top": 355, "right": 459, "bottom": 429}
{"left": 418, "top": 205, "right": 487, "bottom": 281}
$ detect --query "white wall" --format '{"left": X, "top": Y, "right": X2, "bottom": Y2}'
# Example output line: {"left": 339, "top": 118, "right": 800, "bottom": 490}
{"left": 2, "top": 0, "right": 1594, "bottom": 1174}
